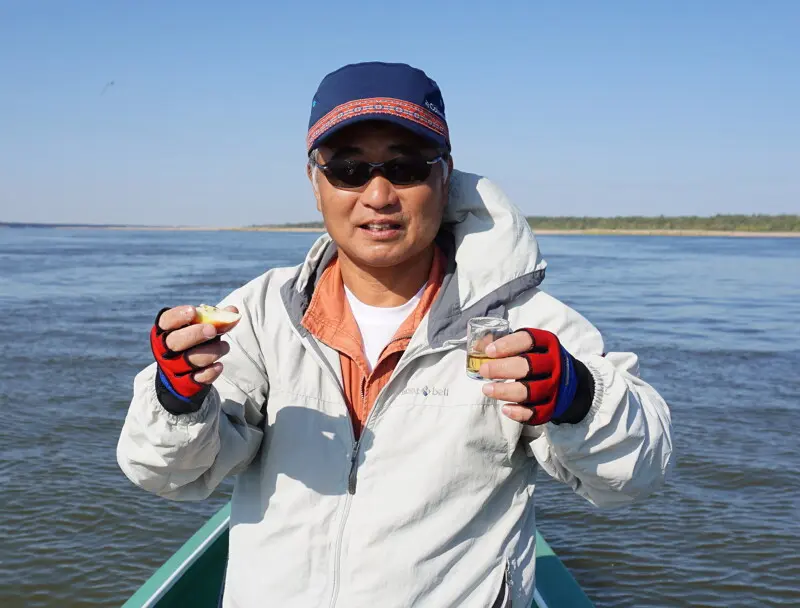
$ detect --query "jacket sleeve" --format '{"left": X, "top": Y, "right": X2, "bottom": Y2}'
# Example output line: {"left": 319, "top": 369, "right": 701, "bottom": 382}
{"left": 521, "top": 292, "right": 674, "bottom": 508}
{"left": 117, "top": 298, "right": 269, "bottom": 502}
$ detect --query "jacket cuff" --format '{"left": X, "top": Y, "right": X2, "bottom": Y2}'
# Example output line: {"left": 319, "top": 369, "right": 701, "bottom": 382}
{"left": 552, "top": 356, "right": 594, "bottom": 425}
{"left": 155, "top": 367, "right": 208, "bottom": 415}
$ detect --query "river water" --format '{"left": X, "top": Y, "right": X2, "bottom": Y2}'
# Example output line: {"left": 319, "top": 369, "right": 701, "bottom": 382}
{"left": 1, "top": 229, "right": 798, "bottom": 607}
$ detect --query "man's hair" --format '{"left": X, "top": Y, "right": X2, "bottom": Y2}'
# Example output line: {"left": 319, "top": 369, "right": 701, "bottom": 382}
{"left": 308, "top": 149, "right": 322, "bottom": 193}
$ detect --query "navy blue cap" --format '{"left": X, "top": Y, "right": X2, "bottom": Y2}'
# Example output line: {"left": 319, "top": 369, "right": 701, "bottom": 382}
{"left": 307, "top": 62, "right": 449, "bottom": 153}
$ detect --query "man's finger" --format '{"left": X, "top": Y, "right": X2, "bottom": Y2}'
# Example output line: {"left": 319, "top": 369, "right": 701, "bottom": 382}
{"left": 486, "top": 331, "right": 534, "bottom": 358}
{"left": 193, "top": 362, "right": 223, "bottom": 385}
{"left": 500, "top": 404, "right": 534, "bottom": 423}
{"left": 479, "top": 356, "right": 529, "bottom": 380}
{"left": 185, "top": 340, "right": 231, "bottom": 369}
{"left": 158, "top": 306, "right": 197, "bottom": 332}
{"left": 482, "top": 381, "right": 528, "bottom": 403}
{"left": 165, "top": 323, "right": 217, "bottom": 353}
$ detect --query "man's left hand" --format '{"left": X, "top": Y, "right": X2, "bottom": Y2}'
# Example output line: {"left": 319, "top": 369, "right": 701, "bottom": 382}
{"left": 479, "top": 328, "right": 593, "bottom": 425}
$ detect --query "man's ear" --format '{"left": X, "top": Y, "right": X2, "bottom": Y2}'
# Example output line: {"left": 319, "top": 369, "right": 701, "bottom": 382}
{"left": 442, "top": 155, "right": 454, "bottom": 205}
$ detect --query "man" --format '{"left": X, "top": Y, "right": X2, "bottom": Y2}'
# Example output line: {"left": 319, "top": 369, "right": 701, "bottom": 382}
{"left": 118, "top": 61, "right": 673, "bottom": 607}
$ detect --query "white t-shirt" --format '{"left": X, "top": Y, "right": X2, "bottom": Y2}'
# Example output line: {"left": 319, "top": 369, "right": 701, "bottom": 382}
{"left": 344, "top": 285, "right": 425, "bottom": 372}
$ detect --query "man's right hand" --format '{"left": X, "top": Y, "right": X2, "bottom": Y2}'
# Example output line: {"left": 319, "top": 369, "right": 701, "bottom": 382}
{"left": 149, "top": 305, "right": 240, "bottom": 412}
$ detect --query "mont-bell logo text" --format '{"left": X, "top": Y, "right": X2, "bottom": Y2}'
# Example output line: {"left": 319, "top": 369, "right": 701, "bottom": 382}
{"left": 400, "top": 385, "right": 449, "bottom": 397}
{"left": 424, "top": 100, "right": 445, "bottom": 119}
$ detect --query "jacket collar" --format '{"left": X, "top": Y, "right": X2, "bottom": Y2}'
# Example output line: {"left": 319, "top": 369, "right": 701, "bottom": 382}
{"left": 280, "top": 169, "right": 547, "bottom": 349}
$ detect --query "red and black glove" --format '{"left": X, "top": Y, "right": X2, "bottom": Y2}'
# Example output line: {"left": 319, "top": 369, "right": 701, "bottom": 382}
{"left": 514, "top": 328, "right": 594, "bottom": 425}
{"left": 150, "top": 307, "right": 212, "bottom": 414}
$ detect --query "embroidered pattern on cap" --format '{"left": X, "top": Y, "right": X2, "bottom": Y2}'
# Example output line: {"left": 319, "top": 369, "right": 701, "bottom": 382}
{"left": 307, "top": 97, "right": 449, "bottom": 151}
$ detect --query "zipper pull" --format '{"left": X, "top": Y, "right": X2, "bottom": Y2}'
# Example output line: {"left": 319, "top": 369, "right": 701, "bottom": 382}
{"left": 348, "top": 449, "right": 358, "bottom": 494}
{"left": 349, "top": 377, "right": 367, "bottom": 495}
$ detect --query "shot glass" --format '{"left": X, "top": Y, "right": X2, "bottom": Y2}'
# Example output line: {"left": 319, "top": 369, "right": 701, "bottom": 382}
{"left": 466, "top": 317, "right": 511, "bottom": 380}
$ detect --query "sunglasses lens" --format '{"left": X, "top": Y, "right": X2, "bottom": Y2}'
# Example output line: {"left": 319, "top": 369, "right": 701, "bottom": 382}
{"left": 384, "top": 158, "right": 433, "bottom": 185}
{"left": 319, "top": 157, "right": 438, "bottom": 188}
{"left": 325, "top": 160, "right": 371, "bottom": 187}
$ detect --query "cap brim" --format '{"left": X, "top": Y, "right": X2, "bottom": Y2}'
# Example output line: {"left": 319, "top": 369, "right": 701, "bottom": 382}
{"left": 309, "top": 113, "right": 449, "bottom": 153}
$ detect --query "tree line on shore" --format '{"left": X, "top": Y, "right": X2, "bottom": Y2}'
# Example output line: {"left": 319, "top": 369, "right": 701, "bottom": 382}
{"left": 526, "top": 214, "right": 799, "bottom": 232}
{"left": 3, "top": 214, "right": 796, "bottom": 232}
{"left": 252, "top": 214, "right": 800, "bottom": 232}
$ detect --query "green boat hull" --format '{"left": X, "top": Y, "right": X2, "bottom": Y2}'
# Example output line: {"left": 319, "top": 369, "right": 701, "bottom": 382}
{"left": 123, "top": 503, "right": 593, "bottom": 608}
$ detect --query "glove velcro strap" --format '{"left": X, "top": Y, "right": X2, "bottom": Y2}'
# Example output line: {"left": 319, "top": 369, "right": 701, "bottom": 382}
{"left": 155, "top": 368, "right": 208, "bottom": 415}
{"left": 551, "top": 357, "right": 594, "bottom": 425}
{"left": 551, "top": 347, "right": 578, "bottom": 421}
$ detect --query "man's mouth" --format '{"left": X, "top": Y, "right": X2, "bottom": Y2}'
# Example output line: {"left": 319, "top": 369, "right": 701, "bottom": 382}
{"left": 359, "top": 222, "right": 403, "bottom": 233}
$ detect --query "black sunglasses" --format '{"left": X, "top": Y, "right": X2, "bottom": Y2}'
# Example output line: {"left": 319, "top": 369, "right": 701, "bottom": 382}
{"left": 309, "top": 154, "right": 447, "bottom": 188}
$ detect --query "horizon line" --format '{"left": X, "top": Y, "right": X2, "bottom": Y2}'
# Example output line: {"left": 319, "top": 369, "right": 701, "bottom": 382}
{"left": 3, "top": 212, "right": 799, "bottom": 230}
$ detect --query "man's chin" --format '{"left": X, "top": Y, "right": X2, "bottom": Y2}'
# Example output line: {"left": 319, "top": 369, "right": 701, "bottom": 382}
{"left": 347, "top": 244, "right": 412, "bottom": 269}
{"left": 353, "top": 253, "right": 406, "bottom": 269}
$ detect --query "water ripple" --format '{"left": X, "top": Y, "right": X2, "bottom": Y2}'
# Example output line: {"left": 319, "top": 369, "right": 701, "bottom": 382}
{"left": 2, "top": 230, "right": 799, "bottom": 607}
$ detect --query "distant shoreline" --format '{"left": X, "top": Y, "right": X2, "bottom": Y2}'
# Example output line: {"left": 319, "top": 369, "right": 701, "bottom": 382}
{"left": 236, "top": 226, "right": 800, "bottom": 238}
{"left": 232, "top": 227, "right": 798, "bottom": 238}
{"left": 537, "top": 229, "right": 800, "bottom": 238}
{"left": 2, "top": 223, "right": 799, "bottom": 238}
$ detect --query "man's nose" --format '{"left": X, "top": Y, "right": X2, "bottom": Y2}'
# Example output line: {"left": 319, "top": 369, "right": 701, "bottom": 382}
{"left": 359, "top": 173, "right": 399, "bottom": 210}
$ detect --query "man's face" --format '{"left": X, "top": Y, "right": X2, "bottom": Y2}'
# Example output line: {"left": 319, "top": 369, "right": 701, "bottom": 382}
{"left": 309, "top": 121, "right": 451, "bottom": 270}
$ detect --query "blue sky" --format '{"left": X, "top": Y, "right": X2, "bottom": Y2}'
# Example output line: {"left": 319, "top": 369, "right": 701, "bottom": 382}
{"left": 1, "top": 1, "right": 798, "bottom": 226}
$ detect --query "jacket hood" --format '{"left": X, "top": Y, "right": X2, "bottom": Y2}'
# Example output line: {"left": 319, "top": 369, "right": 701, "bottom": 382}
{"left": 281, "top": 169, "right": 547, "bottom": 347}
{"left": 440, "top": 170, "right": 546, "bottom": 310}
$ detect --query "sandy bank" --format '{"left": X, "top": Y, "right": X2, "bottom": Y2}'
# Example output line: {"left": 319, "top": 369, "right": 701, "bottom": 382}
{"left": 240, "top": 227, "right": 800, "bottom": 238}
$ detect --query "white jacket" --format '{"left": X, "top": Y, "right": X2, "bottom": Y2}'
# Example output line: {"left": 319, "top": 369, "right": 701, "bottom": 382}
{"left": 118, "top": 170, "right": 673, "bottom": 608}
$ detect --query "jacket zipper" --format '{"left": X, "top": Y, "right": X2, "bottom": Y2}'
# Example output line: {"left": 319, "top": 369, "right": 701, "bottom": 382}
{"left": 345, "top": 338, "right": 461, "bottom": 495}
{"left": 504, "top": 560, "right": 512, "bottom": 607}
{"left": 296, "top": 326, "right": 461, "bottom": 608}
{"left": 332, "top": 377, "right": 366, "bottom": 607}
{"left": 332, "top": 341, "right": 461, "bottom": 606}
{"left": 347, "top": 377, "right": 368, "bottom": 494}
{"left": 346, "top": 333, "right": 410, "bottom": 495}
{"left": 328, "top": 490, "right": 353, "bottom": 608}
